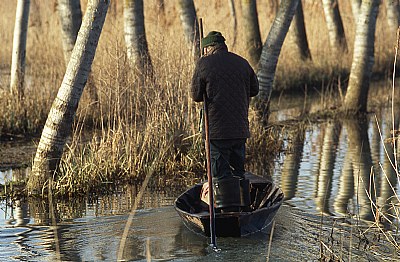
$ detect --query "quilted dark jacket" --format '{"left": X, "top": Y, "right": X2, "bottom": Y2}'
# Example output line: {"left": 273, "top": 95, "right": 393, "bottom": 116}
{"left": 191, "top": 47, "right": 259, "bottom": 139}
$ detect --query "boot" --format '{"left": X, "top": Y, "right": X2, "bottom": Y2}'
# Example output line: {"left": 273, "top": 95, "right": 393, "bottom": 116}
{"left": 239, "top": 178, "right": 252, "bottom": 211}
{"left": 213, "top": 176, "right": 241, "bottom": 212}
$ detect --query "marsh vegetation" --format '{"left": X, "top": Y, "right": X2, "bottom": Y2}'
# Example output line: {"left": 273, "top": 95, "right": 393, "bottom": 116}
{"left": 1, "top": 0, "right": 400, "bottom": 260}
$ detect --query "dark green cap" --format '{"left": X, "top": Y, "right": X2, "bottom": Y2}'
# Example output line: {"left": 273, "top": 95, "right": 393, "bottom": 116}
{"left": 201, "top": 31, "right": 225, "bottom": 48}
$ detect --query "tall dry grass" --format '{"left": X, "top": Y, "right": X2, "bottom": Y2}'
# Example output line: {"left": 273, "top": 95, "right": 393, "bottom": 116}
{"left": 0, "top": 1, "right": 397, "bottom": 194}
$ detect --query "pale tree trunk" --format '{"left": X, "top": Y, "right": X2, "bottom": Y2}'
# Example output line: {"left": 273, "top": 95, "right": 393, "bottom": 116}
{"left": 256, "top": 0, "right": 299, "bottom": 120}
{"left": 241, "top": 0, "right": 262, "bottom": 68}
{"left": 57, "top": 0, "right": 82, "bottom": 63}
{"left": 28, "top": 0, "right": 109, "bottom": 194}
{"left": 228, "top": 0, "right": 238, "bottom": 49}
{"left": 178, "top": 0, "right": 200, "bottom": 58}
{"left": 280, "top": 131, "right": 304, "bottom": 200}
{"left": 351, "top": 0, "right": 362, "bottom": 25}
{"left": 345, "top": 117, "right": 375, "bottom": 221}
{"left": 289, "top": 0, "right": 312, "bottom": 61}
{"left": 124, "top": 0, "right": 153, "bottom": 76}
{"left": 10, "top": 0, "right": 30, "bottom": 100}
{"left": 57, "top": 0, "right": 99, "bottom": 103}
{"left": 315, "top": 121, "right": 341, "bottom": 215}
{"left": 385, "top": 0, "right": 400, "bottom": 33}
{"left": 321, "top": 0, "right": 348, "bottom": 53}
{"left": 344, "top": 0, "right": 380, "bottom": 113}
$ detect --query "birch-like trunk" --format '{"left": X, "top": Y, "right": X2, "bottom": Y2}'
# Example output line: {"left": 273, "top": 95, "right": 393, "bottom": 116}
{"left": 289, "top": 0, "right": 311, "bottom": 60}
{"left": 57, "top": 0, "right": 99, "bottom": 103}
{"left": 57, "top": 0, "right": 82, "bottom": 63}
{"left": 242, "top": 0, "right": 262, "bottom": 68}
{"left": 28, "top": 0, "right": 109, "bottom": 194}
{"left": 124, "top": 0, "right": 153, "bottom": 76}
{"left": 321, "top": 0, "right": 348, "bottom": 53}
{"left": 344, "top": 0, "right": 380, "bottom": 113}
{"left": 178, "top": 0, "right": 200, "bottom": 58}
{"left": 385, "top": 0, "right": 400, "bottom": 33}
{"left": 228, "top": 0, "right": 238, "bottom": 48}
{"left": 351, "top": 0, "right": 362, "bottom": 25}
{"left": 257, "top": 0, "right": 299, "bottom": 118}
{"left": 10, "top": 0, "right": 30, "bottom": 100}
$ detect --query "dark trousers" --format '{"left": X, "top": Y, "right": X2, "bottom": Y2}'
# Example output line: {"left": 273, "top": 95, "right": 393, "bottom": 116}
{"left": 209, "top": 139, "right": 246, "bottom": 180}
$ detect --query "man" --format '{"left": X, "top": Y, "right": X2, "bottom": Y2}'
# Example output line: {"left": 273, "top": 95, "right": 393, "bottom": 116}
{"left": 191, "top": 31, "right": 259, "bottom": 212}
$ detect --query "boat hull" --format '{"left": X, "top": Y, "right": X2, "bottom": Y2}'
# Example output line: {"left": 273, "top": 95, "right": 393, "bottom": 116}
{"left": 174, "top": 172, "right": 284, "bottom": 237}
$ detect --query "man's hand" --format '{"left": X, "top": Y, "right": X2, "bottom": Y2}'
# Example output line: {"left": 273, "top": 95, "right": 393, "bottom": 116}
{"left": 201, "top": 182, "right": 210, "bottom": 206}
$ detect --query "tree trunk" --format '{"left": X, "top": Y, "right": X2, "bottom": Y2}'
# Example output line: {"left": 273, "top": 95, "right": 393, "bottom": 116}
{"left": 177, "top": 0, "right": 200, "bottom": 58}
{"left": 385, "top": 0, "right": 400, "bottom": 33}
{"left": 241, "top": 0, "right": 262, "bottom": 68}
{"left": 124, "top": 0, "right": 153, "bottom": 76}
{"left": 351, "top": 0, "right": 362, "bottom": 25}
{"left": 344, "top": 0, "right": 380, "bottom": 113}
{"left": 28, "top": 0, "right": 109, "bottom": 194}
{"left": 228, "top": 0, "right": 238, "bottom": 49}
{"left": 57, "top": 0, "right": 99, "bottom": 103}
{"left": 256, "top": 0, "right": 299, "bottom": 119}
{"left": 57, "top": 0, "right": 82, "bottom": 63}
{"left": 321, "top": 0, "right": 348, "bottom": 53}
{"left": 10, "top": 0, "right": 30, "bottom": 100}
{"left": 289, "top": 0, "right": 312, "bottom": 61}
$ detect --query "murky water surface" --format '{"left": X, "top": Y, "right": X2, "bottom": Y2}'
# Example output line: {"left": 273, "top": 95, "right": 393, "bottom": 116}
{"left": 1, "top": 82, "right": 400, "bottom": 261}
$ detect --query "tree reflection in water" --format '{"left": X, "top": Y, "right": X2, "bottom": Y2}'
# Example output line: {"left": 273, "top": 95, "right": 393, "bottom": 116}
{"left": 277, "top": 107, "right": 399, "bottom": 226}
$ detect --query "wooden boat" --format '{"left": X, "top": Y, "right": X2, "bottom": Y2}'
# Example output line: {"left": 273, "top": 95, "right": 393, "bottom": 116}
{"left": 174, "top": 172, "right": 284, "bottom": 237}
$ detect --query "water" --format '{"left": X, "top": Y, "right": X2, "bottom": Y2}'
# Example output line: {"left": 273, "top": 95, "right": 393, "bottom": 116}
{"left": 1, "top": 81, "right": 400, "bottom": 261}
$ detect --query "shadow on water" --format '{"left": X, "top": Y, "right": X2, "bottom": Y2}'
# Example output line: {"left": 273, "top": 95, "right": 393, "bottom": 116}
{"left": 1, "top": 80, "right": 400, "bottom": 260}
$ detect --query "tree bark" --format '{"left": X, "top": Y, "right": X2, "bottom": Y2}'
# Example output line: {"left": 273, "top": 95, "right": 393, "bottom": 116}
{"left": 177, "top": 0, "right": 200, "bottom": 58}
{"left": 256, "top": 0, "right": 299, "bottom": 119}
{"left": 289, "top": 0, "right": 312, "bottom": 61}
{"left": 57, "top": 0, "right": 99, "bottom": 103}
{"left": 57, "top": 0, "right": 82, "bottom": 63}
{"left": 10, "top": 0, "right": 30, "bottom": 100}
{"left": 351, "top": 0, "right": 362, "bottom": 25}
{"left": 385, "top": 0, "right": 400, "bottom": 33}
{"left": 241, "top": 0, "right": 262, "bottom": 68}
{"left": 28, "top": 0, "right": 109, "bottom": 194}
{"left": 321, "top": 0, "right": 348, "bottom": 53}
{"left": 344, "top": 0, "right": 380, "bottom": 113}
{"left": 123, "top": 0, "right": 153, "bottom": 76}
{"left": 228, "top": 0, "right": 238, "bottom": 49}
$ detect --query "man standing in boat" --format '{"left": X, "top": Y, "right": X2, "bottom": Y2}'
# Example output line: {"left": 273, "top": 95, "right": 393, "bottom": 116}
{"left": 191, "top": 31, "right": 259, "bottom": 212}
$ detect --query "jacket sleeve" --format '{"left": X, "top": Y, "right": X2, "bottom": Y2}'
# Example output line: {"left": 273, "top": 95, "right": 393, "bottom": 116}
{"left": 191, "top": 61, "right": 205, "bottom": 102}
{"left": 249, "top": 67, "right": 259, "bottom": 97}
